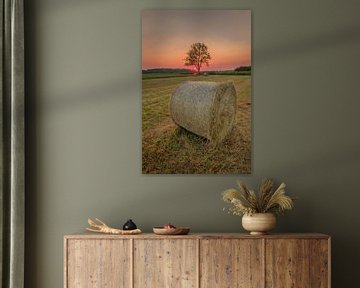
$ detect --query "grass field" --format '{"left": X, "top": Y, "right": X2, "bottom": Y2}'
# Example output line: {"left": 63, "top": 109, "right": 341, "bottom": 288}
{"left": 142, "top": 74, "right": 252, "bottom": 174}
{"left": 142, "top": 73, "right": 190, "bottom": 80}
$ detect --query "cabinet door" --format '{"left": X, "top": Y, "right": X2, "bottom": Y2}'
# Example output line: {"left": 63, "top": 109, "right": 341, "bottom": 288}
{"left": 200, "top": 239, "right": 264, "bottom": 288}
{"left": 266, "top": 239, "right": 310, "bottom": 288}
{"left": 66, "top": 239, "right": 131, "bottom": 288}
{"left": 134, "top": 239, "right": 198, "bottom": 288}
{"left": 309, "top": 239, "right": 330, "bottom": 288}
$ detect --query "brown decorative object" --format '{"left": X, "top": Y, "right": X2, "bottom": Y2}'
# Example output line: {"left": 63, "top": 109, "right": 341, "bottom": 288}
{"left": 242, "top": 213, "right": 276, "bottom": 235}
{"left": 86, "top": 218, "right": 142, "bottom": 235}
{"left": 64, "top": 233, "right": 331, "bottom": 288}
{"left": 153, "top": 227, "right": 190, "bottom": 235}
{"left": 222, "top": 178, "right": 295, "bottom": 234}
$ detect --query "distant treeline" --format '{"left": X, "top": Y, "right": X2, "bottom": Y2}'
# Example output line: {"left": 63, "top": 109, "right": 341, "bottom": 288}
{"left": 142, "top": 67, "right": 251, "bottom": 78}
{"left": 234, "top": 66, "right": 251, "bottom": 72}
{"left": 142, "top": 68, "right": 192, "bottom": 74}
{"left": 143, "top": 66, "right": 251, "bottom": 74}
{"left": 204, "top": 66, "right": 251, "bottom": 76}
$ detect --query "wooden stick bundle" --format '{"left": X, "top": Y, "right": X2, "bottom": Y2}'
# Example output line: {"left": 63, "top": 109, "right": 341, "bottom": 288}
{"left": 86, "top": 218, "right": 142, "bottom": 235}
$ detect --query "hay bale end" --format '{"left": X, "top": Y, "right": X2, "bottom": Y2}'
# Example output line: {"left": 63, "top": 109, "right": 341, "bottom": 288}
{"left": 170, "top": 81, "right": 237, "bottom": 143}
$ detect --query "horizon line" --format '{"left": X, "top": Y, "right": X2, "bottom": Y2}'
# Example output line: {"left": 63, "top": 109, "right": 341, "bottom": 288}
{"left": 142, "top": 66, "right": 251, "bottom": 71}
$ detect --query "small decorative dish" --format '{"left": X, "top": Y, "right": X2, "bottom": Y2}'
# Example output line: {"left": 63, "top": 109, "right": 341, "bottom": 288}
{"left": 153, "top": 227, "right": 190, "bottom": 235}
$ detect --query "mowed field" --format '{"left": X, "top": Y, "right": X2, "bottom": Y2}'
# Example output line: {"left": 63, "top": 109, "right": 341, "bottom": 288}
{"left": 142, "top": 75, "right": 251, "bottom": 174}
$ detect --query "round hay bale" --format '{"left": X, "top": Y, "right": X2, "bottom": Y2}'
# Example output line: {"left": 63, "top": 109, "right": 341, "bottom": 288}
{"left": 170, "top": 81, "right": 237, "bottom": 143}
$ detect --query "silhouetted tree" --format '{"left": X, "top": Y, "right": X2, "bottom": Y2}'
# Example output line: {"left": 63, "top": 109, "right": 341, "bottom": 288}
{"left": 184, "top": 43, "right": 211, "bottom": 73}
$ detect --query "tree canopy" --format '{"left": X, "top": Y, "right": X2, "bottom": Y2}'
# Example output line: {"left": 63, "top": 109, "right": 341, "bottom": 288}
{"left": 184, "top": 42, "right": 211, "bottom": 73}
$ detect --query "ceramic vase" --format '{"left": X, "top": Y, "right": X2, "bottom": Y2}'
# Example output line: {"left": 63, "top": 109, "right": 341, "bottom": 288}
{"left": 242, "top": 213, "right": 276, "bottom": 235}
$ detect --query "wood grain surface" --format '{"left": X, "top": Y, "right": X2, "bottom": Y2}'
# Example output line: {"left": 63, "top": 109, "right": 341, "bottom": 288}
{"left": 133, "top": 239, "right": 198, "bottom": 288}
{"left": 200, "top": 239, "right": 263, "bottom": 288}
{"left": 66, "top": 239, "right": 131, "bottom": 288}
{"left": 309, "top": 239, "right": 330, "bottom": 288}
{"left": 265, "top": 239, "right": 310, "bottom": 287}
{"left": 64, "top": 233, "right": 330, "bottom": 288}
{"left": 65, "top": 232, "right": 330, "bottom": 240}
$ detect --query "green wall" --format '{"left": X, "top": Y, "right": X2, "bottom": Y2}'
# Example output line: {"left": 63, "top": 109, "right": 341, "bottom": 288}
{"left": 25, "top": 0, "right": 360, "bottom": 287}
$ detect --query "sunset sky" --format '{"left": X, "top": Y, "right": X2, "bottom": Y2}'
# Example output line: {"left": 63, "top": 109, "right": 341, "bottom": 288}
{"left": 142, "top": 10, "right": 251, "bottom": 71}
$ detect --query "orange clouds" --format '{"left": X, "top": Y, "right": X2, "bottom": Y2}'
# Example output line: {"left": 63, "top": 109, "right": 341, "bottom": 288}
{"left": 142, "top": 10, "right": 251, "bottom": 70}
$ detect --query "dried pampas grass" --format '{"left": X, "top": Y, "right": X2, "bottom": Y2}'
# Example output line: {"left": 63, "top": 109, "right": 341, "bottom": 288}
{"left": 170, "top": 81, "right": 237, "bottom": 144}
{"left": 222, "top": 179, "right": 295, "bottom": 216}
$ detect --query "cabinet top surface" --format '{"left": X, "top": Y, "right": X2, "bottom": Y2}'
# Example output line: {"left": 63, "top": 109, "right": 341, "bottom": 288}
{"left": 64, "top": 232, "right": 330, "bottom": 240}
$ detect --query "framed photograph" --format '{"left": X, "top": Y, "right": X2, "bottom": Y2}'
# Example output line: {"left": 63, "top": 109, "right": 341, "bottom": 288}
{"left": 142, "top": 10, "right": 252, "bottom": 174}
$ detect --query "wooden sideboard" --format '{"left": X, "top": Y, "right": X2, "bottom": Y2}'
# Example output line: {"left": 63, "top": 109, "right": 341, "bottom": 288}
{"left": 64, "top": 233, "right": 330, "bottom": 288}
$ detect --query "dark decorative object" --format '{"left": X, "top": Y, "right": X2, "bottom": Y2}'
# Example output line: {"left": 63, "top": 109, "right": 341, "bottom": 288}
{"left": 123, "top": 219, "right": 137, "bottom": 230}
{"left": 86, "top": 218, "right": 141, "bottom": 235}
